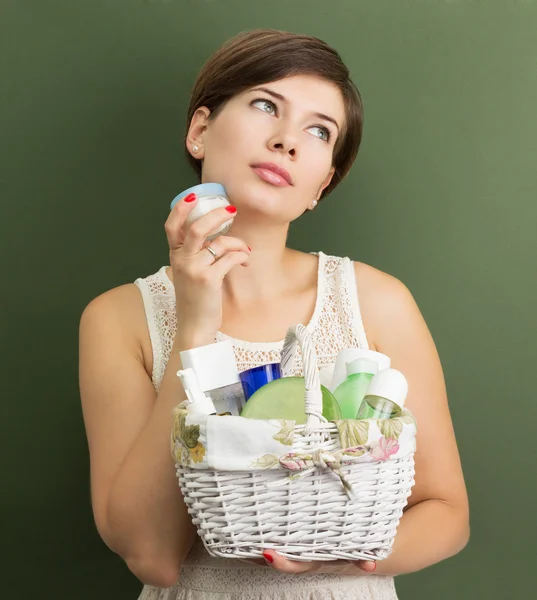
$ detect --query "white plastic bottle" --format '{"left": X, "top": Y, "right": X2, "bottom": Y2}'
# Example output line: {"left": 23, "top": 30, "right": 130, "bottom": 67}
{"left": 356, "top": 368, "right": 408, "bottom": 420}
{"left": 176, "top": 368, "right": 217, "bottom": 415}
{"left": 179, "top": 340, "right": 246, "bottom": 416}
{"left": 329, "top": 348, "right": 391, "bottom": 392}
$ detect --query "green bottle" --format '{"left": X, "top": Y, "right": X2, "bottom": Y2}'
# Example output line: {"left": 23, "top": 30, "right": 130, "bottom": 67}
{"left": 333, "top": 358, "right": 379, "bottom": 419}
{"left": 356, "top": 368, "right": 408, "bottom": 420}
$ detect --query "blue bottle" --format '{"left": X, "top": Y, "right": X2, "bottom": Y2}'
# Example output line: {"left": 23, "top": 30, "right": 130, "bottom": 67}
{"left": 240, "top": 363, "right": 282, "bottom": 402}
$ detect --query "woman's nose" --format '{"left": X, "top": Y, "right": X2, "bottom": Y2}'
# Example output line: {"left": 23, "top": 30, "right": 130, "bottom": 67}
{"left": 268, "top": 130, "right": 298, "bottom": 158}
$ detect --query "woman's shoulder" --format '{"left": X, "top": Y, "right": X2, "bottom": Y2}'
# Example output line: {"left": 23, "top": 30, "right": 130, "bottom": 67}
{"left": 352, "top": 259, "right": 408, "bottom": 297}
{"left": 303, "top": 249, "right": 413, "bottom": 314}
{"left": 352, "top": 260, "right": 416, "bottom": 350}
{"left": 80, "top": 282, "right": 153, "bottom": 376}
{"left": 82, "top": 282, "right": 144, "bottom": 318}
{"left": 81, "top": 263, "right": 170, "bottom": 320}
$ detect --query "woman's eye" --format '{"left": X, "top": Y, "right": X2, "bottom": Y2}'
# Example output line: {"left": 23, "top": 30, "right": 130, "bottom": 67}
{"left": 308, "top": 126, "right": 331, "bottom": 142}
{"left": 252, "top": 99, "right": 277, "bottom": 115}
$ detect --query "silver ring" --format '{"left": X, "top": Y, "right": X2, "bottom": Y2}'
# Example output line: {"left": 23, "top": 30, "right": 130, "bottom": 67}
{"left": 205, "top": 245, "right": 218, "bottom": 261}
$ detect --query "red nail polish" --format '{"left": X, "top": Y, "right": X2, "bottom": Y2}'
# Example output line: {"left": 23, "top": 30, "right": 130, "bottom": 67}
{"left": 225, "top": 205, "right": 237, "bottom": 213}
{"left": 262, "top": 552, "right": 273, "bottom": 564}
{"left": 184, "top": 193, "right": 196, "bottom": 203}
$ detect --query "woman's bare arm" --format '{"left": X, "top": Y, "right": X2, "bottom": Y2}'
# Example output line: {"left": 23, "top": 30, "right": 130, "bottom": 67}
{"left": 265, "top": 264, "right": 469, "bottom": 575}
{"left": 357, "top": 264, "right": 470, "bottom": 575}
{"left": 79, "top": 284, "right": 211, "bottom": 587}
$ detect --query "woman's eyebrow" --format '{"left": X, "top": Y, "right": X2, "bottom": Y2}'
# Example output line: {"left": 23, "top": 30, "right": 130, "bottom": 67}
{"left": 249, "top": 87, "right": 340, "bottom": 132}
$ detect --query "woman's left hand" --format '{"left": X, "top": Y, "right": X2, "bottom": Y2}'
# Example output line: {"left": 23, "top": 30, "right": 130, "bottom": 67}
{"left": 242, "top": 551, "right": 377, "bottom": 574}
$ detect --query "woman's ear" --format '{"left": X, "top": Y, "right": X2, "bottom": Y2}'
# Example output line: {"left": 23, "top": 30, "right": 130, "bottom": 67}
{"left": 314, "top": 167, "right": 336, "bottom": 203}
{"left": 186, "top": 106, "right": 211, "bottom": 159}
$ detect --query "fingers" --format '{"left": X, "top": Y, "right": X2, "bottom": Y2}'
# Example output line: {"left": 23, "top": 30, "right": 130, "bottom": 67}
{"left": 354, "top": 560, "right": 377, "bottom": 573}
{"left": 164, "top": 193, "right": 237, "bottom": 258}
{"left": 210, "top": 249, "right": 251, "bottom": 276}
{"left": 262, "top": 551, "right": 319, "bottom": 573}
{"left": 238, "top": 558, "right": 266, "bottom": 566}
{"left": 260, "top": 551, "right": 377, "bottom": 574}
{"left": 198, "top": 236, "right": 251, "bottom": 268}
{"left": 164, "top": 192, "right": 198, "bottom": 253}
{"left": 181, "top": 205, "right": 237, "bottom": 257}
{"left": 166, "top": 193, "right": 250, "bottom": 284}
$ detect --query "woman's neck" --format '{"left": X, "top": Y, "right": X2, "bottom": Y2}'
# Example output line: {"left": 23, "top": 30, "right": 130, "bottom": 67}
{"left": 221, "top": 219, "right": 295, "bottom": 306}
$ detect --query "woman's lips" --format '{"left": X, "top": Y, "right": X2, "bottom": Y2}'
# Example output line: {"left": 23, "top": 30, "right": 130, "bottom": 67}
{"left": 251, "top": 164, "right": 292, "bottom": 187}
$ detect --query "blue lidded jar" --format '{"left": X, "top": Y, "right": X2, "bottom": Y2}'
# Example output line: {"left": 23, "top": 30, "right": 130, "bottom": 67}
{"left": 170, "top": 183, "right": 232, "bottom": 241}
{"left": 240, "top": 363, "right": 282, "bottom": 402}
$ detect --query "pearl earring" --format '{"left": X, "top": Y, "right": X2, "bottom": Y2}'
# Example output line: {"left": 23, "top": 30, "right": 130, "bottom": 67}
{"left": 192, "top": 144, "right": 199, "bottom": 153}
{"left": 310, "top": 199, "right": 318, "bottom": 209}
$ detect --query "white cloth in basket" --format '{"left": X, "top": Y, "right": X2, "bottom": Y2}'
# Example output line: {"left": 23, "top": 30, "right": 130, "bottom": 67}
{"left": 206, "top": 416, "right": 296, "bottom": 471}
{"left": 172, "top": 408, "right": 416, "bottom": 499}
{"left": 134, "top": 252, "right": 402, "bottom": 600}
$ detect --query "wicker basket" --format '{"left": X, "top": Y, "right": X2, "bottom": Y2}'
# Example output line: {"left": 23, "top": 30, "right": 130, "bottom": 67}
{"left": 172, "top": 324, "right": 416, "bottom": 562}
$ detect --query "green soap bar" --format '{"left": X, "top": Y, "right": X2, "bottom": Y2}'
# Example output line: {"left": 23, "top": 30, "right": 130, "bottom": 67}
{"left": 240, "top": 376, "right": 341, "bottom": 423}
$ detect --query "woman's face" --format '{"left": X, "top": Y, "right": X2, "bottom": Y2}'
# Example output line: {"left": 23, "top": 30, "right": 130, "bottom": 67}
{"left": 187, "top": 75, "right": 346, "bottom": 222}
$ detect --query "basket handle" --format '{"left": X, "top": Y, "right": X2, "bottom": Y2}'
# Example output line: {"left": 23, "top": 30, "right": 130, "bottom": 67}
{"left": 281, "top": 324, "right": 326, "bottom": 434}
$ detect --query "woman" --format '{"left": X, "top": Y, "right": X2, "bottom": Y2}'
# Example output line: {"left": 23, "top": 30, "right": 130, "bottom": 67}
{"left": 79, "top": 29, "right": 469, "bottom": 600}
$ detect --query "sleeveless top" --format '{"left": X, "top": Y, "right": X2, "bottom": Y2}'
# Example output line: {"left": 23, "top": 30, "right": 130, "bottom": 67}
{"left": 134, "top": 251, "right": 399, "bottom": 600}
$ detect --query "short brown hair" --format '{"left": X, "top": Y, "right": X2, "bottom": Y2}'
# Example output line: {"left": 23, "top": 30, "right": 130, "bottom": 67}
{"left": 184, "top": 29, "right": 364, "bottom": 200}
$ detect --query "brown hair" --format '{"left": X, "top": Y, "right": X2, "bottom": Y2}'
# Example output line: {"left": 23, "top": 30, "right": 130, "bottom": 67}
{"left": 185, "top": 29, "right": 364, "bottom": 200}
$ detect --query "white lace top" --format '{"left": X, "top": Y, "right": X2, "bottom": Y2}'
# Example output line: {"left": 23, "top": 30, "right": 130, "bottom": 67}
{"left": 134, "top": 251, "right": 399, "bottom": 600}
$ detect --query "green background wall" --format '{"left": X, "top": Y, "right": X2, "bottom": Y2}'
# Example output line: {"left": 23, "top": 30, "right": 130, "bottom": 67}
{"left": 3, "top": 1, "right": 536, "bottom": 598}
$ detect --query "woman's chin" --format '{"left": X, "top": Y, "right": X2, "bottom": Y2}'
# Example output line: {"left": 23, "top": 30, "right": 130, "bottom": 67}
{"left": 227, "top": 186, "right": 285, "bottom": 213}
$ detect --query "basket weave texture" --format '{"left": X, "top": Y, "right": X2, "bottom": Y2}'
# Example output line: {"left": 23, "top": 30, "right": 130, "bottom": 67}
{"left": 172, "top": 324, "right": 416, "bottom": 562}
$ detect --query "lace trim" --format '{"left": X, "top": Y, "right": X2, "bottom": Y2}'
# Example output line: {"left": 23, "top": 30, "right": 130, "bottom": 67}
{"left": 134, "top": 276, "right": 163, "bottom": 379}
{"left": 343, "top": 257, "right": 369, "bottom": 351}
{"left": 134, "top": 252, "right": 369, "bottom": 390}
{"left": 134, "top": 270, "right": 173, "bottom": 389}
{"left": 138, "top": 558, "right": 398, "bottom": 599}
{"left": 160, "top": 252, "right": 326, "bottom": 350}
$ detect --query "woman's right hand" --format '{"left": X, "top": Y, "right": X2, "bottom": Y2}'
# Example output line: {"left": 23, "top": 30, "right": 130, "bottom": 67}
{"left": 164, "top": 194, "right": 251, "bottom": 347}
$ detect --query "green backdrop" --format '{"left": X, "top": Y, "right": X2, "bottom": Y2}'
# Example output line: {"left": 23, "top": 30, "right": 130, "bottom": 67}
{"left": 3, "top": 1, "right": 536, "bottom": 598}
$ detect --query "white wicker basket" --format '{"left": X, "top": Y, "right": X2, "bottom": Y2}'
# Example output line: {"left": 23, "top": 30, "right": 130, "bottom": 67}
{"left": 173, "top": 324, "right": 416, "bottom": 562}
